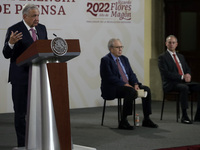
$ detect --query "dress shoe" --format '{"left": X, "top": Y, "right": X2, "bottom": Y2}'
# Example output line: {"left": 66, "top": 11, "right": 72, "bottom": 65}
{"left": 118, "top": 120, "right": 134, "bottom": 130}
{"left": 142, "top": 119, "right": 158, "bottom": 128}
{"left": 181, "top": 116, "right": 192, "bottom": 124}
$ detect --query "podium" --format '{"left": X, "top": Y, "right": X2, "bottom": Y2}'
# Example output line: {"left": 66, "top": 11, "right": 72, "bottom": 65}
{"left": 16, "top": 39, "right": 80, "bottom": 150}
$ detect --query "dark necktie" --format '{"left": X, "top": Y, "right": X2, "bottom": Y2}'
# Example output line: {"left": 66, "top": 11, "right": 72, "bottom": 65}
{"left": 173, "top": 54, "right": 183, "bottom": 75}
{"left": 30, "top": 28, "right": 37, "bottom": 41}
{"left": 116, "top": 58, "right": 128, "bottom": 83}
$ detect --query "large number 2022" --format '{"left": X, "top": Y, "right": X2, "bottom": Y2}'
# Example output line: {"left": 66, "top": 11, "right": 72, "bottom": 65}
{"left": 87, "top": 2, "right": 110, "bottom": 16}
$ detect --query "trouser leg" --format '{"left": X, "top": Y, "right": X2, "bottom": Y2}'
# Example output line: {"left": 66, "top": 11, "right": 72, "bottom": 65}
{"left": 174, "top": 83, "right": 189, "bottom": 110}
{"left": 12, "top": 84, "right": 28, "bottom": 147}
{"left": 188, "top": 83, "right": 200, "bottom": 116}
{"left": 116, "top": 86, "right": 137, "bottom": 119}
{"left": 140, "top": 85, "right": 152, "bottom": 119}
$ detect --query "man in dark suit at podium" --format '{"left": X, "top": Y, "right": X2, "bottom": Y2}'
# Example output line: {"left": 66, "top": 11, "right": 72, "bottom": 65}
{"left": 2, "top": 4, "right": 48, "bottom": 149}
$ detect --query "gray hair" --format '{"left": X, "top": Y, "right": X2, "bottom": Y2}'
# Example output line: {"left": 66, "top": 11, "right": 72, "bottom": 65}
{"left": 166, "top": 35, "right": 178, "bottom": 42}
{"left": 22, "top": 4, "right": 38, "bottom": 15}
{"left": 108, "top": 38, "right": 121, "bottom": 51}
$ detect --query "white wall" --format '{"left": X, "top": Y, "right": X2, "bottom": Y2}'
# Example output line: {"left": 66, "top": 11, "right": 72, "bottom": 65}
{"left": 0, "top": 0, "right": 144, "bottom": 113}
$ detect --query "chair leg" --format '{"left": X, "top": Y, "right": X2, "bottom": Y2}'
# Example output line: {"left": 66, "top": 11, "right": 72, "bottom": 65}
{"left": 176, "top": 94, "right": 180, "bottom": 122}
{"left": 161, "top": 92, "right": 181, "bottom": 122}
{"left": 160, "top": 94, "right": 165, "bottom": 120}
{"left": 133, "top": 99, "right": 136, "bottom": 126}
{"left": 118, "top": 98, "right": 122, "bottom": 125}
{"left": 101, "top": 100, "right": 106, "bottom": 126}
{"left": 190, "top": 93, "right": 193, "bottom": 122}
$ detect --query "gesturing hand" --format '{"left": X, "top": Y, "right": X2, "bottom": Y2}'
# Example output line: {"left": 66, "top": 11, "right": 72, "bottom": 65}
{"left": 9, "top": 31, "right": 23, "bottom": 44}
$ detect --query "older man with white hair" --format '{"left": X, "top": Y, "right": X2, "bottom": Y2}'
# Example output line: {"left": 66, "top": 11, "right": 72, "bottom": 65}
{"left": 2, "top": 4, "right": 48, "bottom": 149}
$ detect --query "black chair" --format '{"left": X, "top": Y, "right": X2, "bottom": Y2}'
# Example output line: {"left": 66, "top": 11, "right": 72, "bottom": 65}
{"left": 101, "top": 98, "right": 136, "bottom": 126}
{"left": 160, "top": 90, "right": 193, "bottom": 122}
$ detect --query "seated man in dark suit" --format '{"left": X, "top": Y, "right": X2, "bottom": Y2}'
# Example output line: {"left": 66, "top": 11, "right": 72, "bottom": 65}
{"left": 100, "top": 38, "right": 158, "bottom": 130}
{"left": 158, "top": 35, "right": 200, "bottom": 124}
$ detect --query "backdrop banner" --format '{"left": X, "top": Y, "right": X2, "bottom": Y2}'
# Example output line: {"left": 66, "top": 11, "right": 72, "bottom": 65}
{"left": 0, "top": 0, "right": 144, "bottom": 113}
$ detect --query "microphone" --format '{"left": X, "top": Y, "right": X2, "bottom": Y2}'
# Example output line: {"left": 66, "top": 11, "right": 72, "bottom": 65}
{"left": 53, "top": 33, "right": 57, "bottom": 37}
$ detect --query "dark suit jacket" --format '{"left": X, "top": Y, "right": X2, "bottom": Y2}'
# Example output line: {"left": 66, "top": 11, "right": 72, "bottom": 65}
{"left": 158, "top": 51, "right": 191, "bottom": 92}
{"left": 2, "top": 21, "right": 48, "bottom": 85}
{"left": 100, "top": 53, "right": 141, "bottom": 99}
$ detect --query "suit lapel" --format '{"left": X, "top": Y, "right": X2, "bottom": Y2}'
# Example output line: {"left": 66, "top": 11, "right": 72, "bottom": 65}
{"left": 120, "top": 56, "right": 128, "bottom": 74}
{"left": 108, "top": 53, "right": 120, "bottom": 76}
{"left": 35, "top": 25, "right": 40, "bottom": 40}
{"left": 120, "top": 57, "right": 125, "bottom": 67}
{"left": 108, "top": 53, "right": 117, "bottom": 68}
{"left": 20, "top": 21, "right": 34, "bottom": 43}
{"left": 176, "top": 53, "right": 186, "bottom": 72}
{"left": 176, "top": 53, "right": 183, "bottom": 65}
{"left": 166, "top": 51, "right": 179, "bottom": 72}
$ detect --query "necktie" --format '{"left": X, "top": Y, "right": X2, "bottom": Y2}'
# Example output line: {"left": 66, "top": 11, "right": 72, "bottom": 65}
{"left": 173, "top": 54, "right": 183, "bottom": 75}
{"left": 30, "top": 28, "right": 37, "bottom": 41}
{"left": 116, "top": 58, "right": 128, "bottom": 83}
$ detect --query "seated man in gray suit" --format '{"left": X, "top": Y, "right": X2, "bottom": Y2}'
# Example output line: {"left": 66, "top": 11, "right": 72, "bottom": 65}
{"left": 158, "top": 35, "right": 200, "bottom": 124}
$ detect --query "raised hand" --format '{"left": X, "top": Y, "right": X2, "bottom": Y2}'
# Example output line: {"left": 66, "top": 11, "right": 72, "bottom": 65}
{"left": 9, "top": 31, "right": 23, "bottom": 44}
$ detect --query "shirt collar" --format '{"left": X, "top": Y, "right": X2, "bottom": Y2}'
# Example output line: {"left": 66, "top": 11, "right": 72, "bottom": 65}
{"left": 167, "top": 49, "right": 177, "bottom": 56}
{"left": 110, "top": 53, "right": 120, "bottom": 62}
{"left": 23, "top": 20, "right": 36, "bottom": 31}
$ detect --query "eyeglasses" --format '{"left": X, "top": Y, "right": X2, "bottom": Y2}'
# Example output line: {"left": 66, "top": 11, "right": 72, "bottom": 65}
{"left": 112, "top": 46, "right": 124, "bottom": 49}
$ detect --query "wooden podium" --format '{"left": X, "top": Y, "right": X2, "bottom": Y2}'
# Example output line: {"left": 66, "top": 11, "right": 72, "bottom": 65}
{"left": 16, "top": 39, "right": 80, "bottom": 150}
